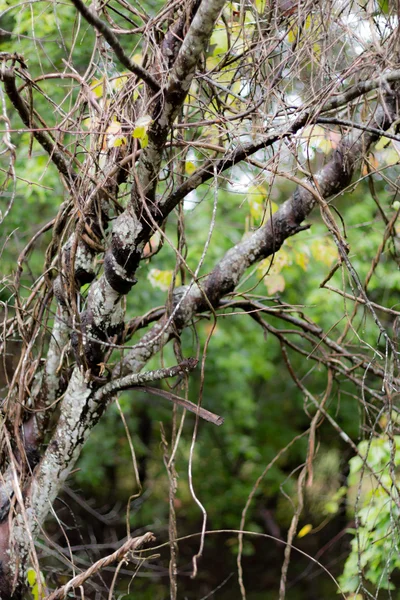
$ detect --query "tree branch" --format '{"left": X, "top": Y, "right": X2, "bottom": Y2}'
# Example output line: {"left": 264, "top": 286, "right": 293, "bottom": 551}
{"left": 5, "top": 35, "right": 400, "bottom": 600}
{"left": 120, "top": 90, "right": 400, "bottom": 374}
{"left": 162, "top": 69, "right": 400, "bottom": 213}
{"left": 317, "top": 116, "right": 400, "bottom": 140}
{"left": 95, "top": 358, "right": 198, "bottom": 400}
{"left": 70, "top": 0, "right": 161, "bottom": 93}
{"left": 134, "top": 0, "right": 227, "bottom": 203}
{"left": 0, "top": 67, "right": 75, "bottom": 183}
{"left": 75, "top": 0, "right": 229, "bottom": 372}
{"left": 133, "top": 386, "right": 224, "bottom": 426}
{"left": 45, "top": 533, "right": 155, "bottom": 600}
{"left": 321, "top": 69, "right": 400, "bottom": 112}
{"left": 217, "top": 299, "right": 397, "bottom": 391}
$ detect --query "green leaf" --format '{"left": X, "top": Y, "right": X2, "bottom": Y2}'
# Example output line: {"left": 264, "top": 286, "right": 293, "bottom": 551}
{"left": 377, "top": 0, "right": 389, "bottom": 13}
{"left": 148, "top": 269, "right": 173, "bottom": 291}
{"left": 209, "top": 26, "right": 228, "bottom": 56}
{"left": 141, "top": 133, "right": 149, "bottom": 148}
{"left": 132, "top": 115, "right": 153, "bottom": 147}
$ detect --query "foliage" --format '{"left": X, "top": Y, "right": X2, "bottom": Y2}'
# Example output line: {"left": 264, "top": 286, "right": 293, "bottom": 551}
{"left": 339, "top": 437, "right": 400, "bottom": 595}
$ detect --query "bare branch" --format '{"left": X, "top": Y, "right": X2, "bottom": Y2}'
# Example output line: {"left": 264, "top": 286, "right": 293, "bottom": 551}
{"left": 163, "top": 70, "right": 400, "bottom": 211}
{"left": 317, "top": 116, "right": 400, "bottom": 141}
{"left": 95, "top": 357, "right": 198, "bottom": 399}
{"left": 136, "top": 386, "right": 224, "bottom": 426}
{"left": 45, "top": 533, "right": 155, "bottom": 600}
{"left": 121, "top": 90, "right": 400, "bottom": 374}
{"left": 135, "top": 0, "right": 227, "bottom": 203}
{"left": 3, "top": 2, "right": 400, "bottom": 597}
{"left": 0, "top": 66, "right": 75, "bottom": 183}
{"left": 321, "top": 69, "right": 400, "bottom": 112}
{"left": 69, "top": 0, "right": 161, "bottom": 92}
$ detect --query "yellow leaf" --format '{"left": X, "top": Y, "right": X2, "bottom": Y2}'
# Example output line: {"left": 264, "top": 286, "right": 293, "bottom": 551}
{"left": 257, "top": 249, "right": 290, "bottom": 280}
{"left": 375, "top": 135, "right": 392, "bottom": 151}
{"left": 132, "top": 115, "right": 153, "bottom": 146}
{"left": 113, "top": 74, "right": 129, "bottom": 91}
{"left": 203, "top": 124, "right": 220, "bottom": 145}
{"left": 141, "top": 133, "right": 148, "bottom": 148}
{"left": 258, "top": 200, "right": 279, "bottom": 219}
{"left": 112, "top": 136, "right": 127, "bottom": 147}
{"left": 317, "top": 136, "right": 333, "bottom": 154}
{"left": 287, "top": 15, "right": 311, "bottom": 42}
{"left": 294, "top": 248, "right": 309, "bottom": 271}
{"left": 312, "top": 42, "right": 321, "bottom": 58}
{"left": 230, "top": 80, "right": 242, "bottom": 96}
{"left": 148, "top": 269, "right": 173, "bottom": 291}
{"left": 26, "top": 568, "right": 36, "bottom": 587}
{"left": 185, "top": 161, "right": 197, "bottom": 175}
{"left": 133, "top": 85, "right": 142, "bottom": 101}
{"left": 90, "top": 78, "right": 104, "bottom": 98}
{"left": 301, "top": 125, "right": 332, "bottom": 154}
{"left": 257, "top": 257, "right": 270, "bottom": 278}
{"left": 310, "top": 238, "right": 337, "bottom": 267}
{"left": 298, "top": 524, "right": 313, "bottom": 538}
{"left": 26, "top": 567, "right": 45, "bottom": 600}
{"left": 206, "top": 54, "right": 220, "bottom": 70}
{"left": 255, "top": 0, "right": 265, "bottom": 13}
{"left": 270, "top": 250, "right": 290, "bottom": 275}
{"left": 248, "top": 185, "right": 267, "bottom": 221}
{"left": 264, "top": 274, "right": 285, "bottom": 295}
{"left": 382, "top": 147, "right": 400, "bottom": 166}
{"left": 105, "top": 119, "right": 126, "bottom": 149}
{"left": 133, "top": 126, "right": 145, "bottom": 139}
{"left": 288, "top": 27, "right": 297, "bottom": 44}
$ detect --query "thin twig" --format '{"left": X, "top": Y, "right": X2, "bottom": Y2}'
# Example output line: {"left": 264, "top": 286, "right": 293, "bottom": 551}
{"left": 70, "top": 0, "right": 160, "bottom": 92}
{"left": 317, "top": 116, "right": 400, "bottom": 141}
{"left": 45, "top": 533, "right": 155, "bottom": 600}
{"left": 0, "top": 67, "right": 75, "bottom": 183}
{"left": 138, "top": 385, "right": 224, "bottom": 426}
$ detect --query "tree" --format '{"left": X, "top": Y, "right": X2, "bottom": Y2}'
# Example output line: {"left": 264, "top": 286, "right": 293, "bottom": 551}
{"left": 1, "top": 0, "right": 400, "bottom": 597}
